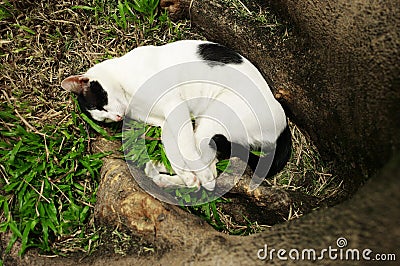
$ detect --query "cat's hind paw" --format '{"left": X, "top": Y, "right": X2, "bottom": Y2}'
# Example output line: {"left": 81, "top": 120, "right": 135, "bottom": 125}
{"left": 153, "top": 173, "right": 187, "bottom": 188}
{"left": 145, "top": 161, "right": 200, "bottom": 189}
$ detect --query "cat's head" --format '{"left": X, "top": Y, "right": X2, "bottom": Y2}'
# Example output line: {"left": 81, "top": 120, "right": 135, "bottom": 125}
{"left": 61, "top": 74, "right": 126, "bottom": 123}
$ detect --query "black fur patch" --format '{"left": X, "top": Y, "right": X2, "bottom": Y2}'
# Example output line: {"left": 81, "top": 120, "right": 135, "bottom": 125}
{"left": 266, "top": 124, "right": 292, "bottom": 178}
{"left": 210, "top": 123, "right": 292, "bottom": 179}
{"left": 76, "top": 80, "right": 108, "bottom": 123}
{"left": 78, "top": 80, "right": 108, "bottom": 111}
{"left": 197, "top": 43, "right": 243, "bottom": 66}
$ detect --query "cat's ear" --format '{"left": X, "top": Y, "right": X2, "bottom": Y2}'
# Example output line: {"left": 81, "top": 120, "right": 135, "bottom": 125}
{"left": 61, "top": 75, "right": 90, "bottom": 95}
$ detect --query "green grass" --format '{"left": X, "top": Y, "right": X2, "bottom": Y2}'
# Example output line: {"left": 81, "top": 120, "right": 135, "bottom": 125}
{"left": 0, "top": 101, "right": 105, "bottom": 255}
{"left": 0, "top": 0, "right": 197, "bottom": 256}
{"left": 73, "top": 0, "right": 160, "bottom": 30}
{"left": 71, "top": 0, "right": 186, "bottom": 43}
{"left": 0, "top": 1, "right": 13, "bottom": 21}
{"left": 122, "top": 120, "right": 170, "bottom": 171}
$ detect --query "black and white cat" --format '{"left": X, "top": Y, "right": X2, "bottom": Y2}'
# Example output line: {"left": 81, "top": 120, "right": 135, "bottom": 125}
{"left": 61, "top": 40, "right": 291, "bottom": 191}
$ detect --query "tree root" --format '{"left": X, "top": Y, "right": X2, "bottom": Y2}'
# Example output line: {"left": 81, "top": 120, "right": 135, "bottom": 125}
{"left": 92, "top": 137, "right": 320, "bottom": 246}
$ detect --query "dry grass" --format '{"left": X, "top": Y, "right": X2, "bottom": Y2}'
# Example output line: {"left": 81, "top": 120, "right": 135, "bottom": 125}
{"left": 1, "top": 0, "right": 343, "bottom": 256}
{"left": 274, "top": 121, "right": 342, "bottom": 199}
{"left": 1, "top": 0, "right": 199, "bottom": 129}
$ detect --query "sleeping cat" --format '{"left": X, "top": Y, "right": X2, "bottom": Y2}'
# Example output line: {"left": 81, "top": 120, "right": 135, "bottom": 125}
{"left": 61, "top": 40, "right": 291, "bottom": 191}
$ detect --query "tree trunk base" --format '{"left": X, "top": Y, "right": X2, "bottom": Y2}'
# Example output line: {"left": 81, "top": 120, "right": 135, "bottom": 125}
{"left": 92, "top": 138, "right": 321, "bottom": 247}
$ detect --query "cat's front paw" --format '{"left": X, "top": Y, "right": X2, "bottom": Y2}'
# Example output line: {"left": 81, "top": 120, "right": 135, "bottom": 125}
{"left": 144, "top": 160, "right": 217, "bottom": 191}
{"left": 193, "top": 159, "right": 218, "bottom": 191}
{"left": 145, "top": 161, "right": 200, "bottom": 189}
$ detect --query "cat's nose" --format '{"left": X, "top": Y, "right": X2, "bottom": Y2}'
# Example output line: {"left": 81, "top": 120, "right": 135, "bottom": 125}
{"left": 116, "top": 115, "right": 123, "bottom": 121}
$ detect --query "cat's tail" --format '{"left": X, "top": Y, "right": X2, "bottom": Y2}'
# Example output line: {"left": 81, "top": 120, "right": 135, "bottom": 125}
{"left": 262, "top": 124, "right": 292, "bottom": 178}
{"left": 210, "top": 124, "right": 292, "bottom": 179}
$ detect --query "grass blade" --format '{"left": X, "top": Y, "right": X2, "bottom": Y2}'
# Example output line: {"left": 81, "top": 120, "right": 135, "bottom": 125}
{"left": 80, "top": 113, "right": 115, "bottom": 140}
{"left": 71, "top": 5, "right": 96, "bottom": 11}
{"left": 9, "top": 139, "right": 22, "bottom": 163}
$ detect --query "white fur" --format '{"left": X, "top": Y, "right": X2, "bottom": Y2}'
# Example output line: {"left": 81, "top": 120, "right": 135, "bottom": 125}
{"left": 77, "top": 40, "right": 287, "bottom": 190}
